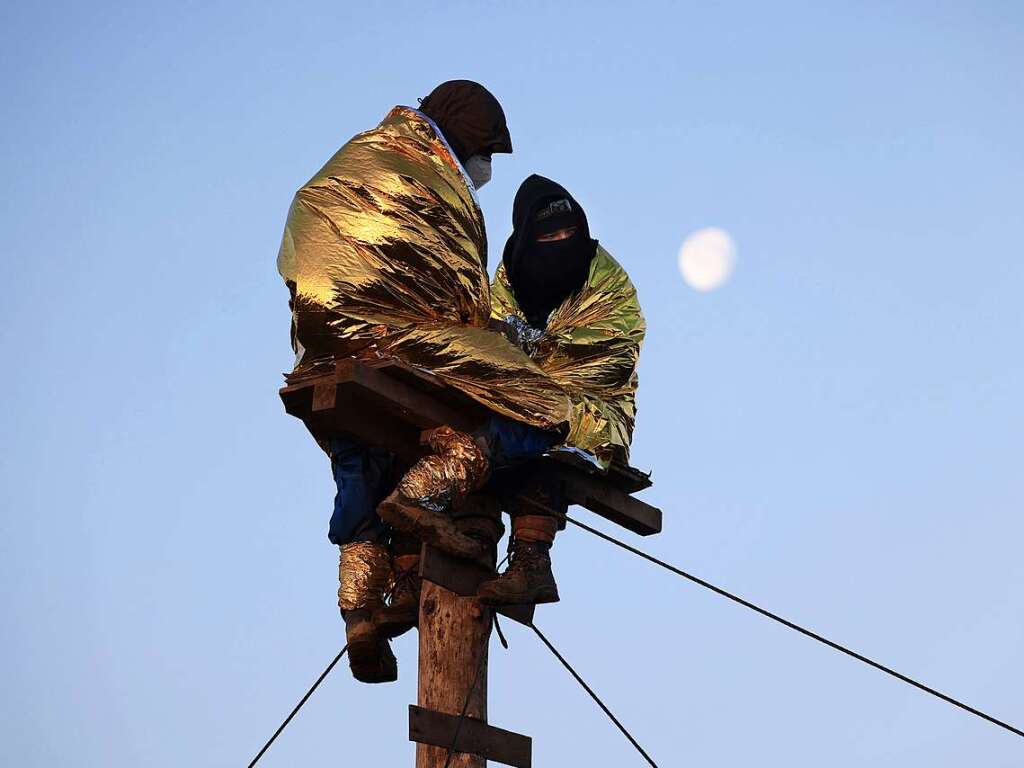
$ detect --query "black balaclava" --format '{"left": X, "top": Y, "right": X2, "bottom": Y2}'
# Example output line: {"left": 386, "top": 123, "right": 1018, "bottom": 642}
{"left": 419, "top": 80, "right": 513, "bottom": 164}
{"left": 502, "top": 175, "right": 597, "bottom": 329}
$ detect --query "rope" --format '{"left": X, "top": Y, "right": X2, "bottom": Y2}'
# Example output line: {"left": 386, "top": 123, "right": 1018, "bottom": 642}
{"left": 564, "top": 513, "right": 1024, "bottom": 740}
{"left": 530, "top": 622, "right": 659, "bottom": 767}
{"left": 247, "top": 645, "right": 349, "bottom": 767}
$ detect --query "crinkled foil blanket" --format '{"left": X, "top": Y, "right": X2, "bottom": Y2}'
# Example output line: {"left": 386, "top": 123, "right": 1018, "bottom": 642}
{"left": 490, "top": 245, "right": 646, "bottom": 466}
{"left": 337, "top": 542, "right": 393, "bottom": 611}
{"left": 398, "top": 426, "right": 489, "bottom": 512}
{"left": 278, "top": 106, "right": 570, "bottom": 434}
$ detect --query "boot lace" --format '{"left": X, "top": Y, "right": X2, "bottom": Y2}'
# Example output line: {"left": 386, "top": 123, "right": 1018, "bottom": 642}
{"left": 503, "top": 537, "right": 546, "bottom": 575}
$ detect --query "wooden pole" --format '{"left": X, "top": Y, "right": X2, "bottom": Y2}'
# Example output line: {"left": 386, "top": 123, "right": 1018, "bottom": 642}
{"left": 416, "top": 579, "right": 491, "bottom": 768}
{"left": 415, "top": 497, "right": 501, "bottom": 768}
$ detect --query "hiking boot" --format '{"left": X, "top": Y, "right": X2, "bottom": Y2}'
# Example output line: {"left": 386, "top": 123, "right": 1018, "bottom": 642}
{"left": 377, "top": 490, "right": 489, "bottom": 565}
{"left": 337, "top": 543, "right": 397, "bottom": 683}
{"left": 373, "top": 555, "right": 421, "bottom": 639}
{"left": 477, "top": 540, "right": 560, "bottom": 606}
{"left": 344, "top": 608, "right": 398, "bottom": 684}
{"left": 377, "top": 426, "right": 491, "bottom": 562}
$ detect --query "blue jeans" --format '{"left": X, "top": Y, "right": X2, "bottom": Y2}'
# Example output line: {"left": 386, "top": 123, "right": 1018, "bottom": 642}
{"left": 475, "top": 415, "right": 560, "bottom": 467}
{"left": 326, "top": 417, "right": 559, "bottom": 546}
{"left": 327, "top": 436, "right": 395, "bottom": 546}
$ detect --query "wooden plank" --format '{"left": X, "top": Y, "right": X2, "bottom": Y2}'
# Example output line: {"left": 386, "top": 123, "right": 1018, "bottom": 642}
{"left": 282, "top": 376, "right": 423, "bottom": 460}
{"left": 546, "top": 449, "right": 653, "bottom": 493}
{"left": 311, "top": 381, "right": 336, "bottom": 411}
{"left": 558, "top": 469, "right": 663, "bottom": 536}
{"left": 409, "top": 705, "right": 532, "bottom": 768}
{"left": 419, "top": 544, "right": 492, "bottom": 596}
{"left": 501, "top": 464, "right": 662, "bottom": 537}
{"left": 373, "top": 359, "right": 492, "bottom": 419}
{"left": 419, "top": 545, "right": 535, "bottom": 627}
{"left": 336, "top": 358, "right": 480, "bottom": 433}
{"left": 279, "top": 381, "right": 313, "bottom": 420}
{"left": 373, "top": 359, "right": 451, "bottom": 392}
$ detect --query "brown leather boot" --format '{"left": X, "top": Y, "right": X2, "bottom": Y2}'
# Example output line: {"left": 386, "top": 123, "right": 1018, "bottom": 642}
{"left": 344, "top": 608, "right": 398, "bottom": 683}
{"left": 477, "top": 539, "right": 560, "bottom": 606}
{"left": 377, "top": 427, "right": 491, "bottom": 564}
{"left": 373, "top": 554, "right": 421, "bottom": 639}
{"left": 378, "top": 491, "right": 489, "bottom": 564}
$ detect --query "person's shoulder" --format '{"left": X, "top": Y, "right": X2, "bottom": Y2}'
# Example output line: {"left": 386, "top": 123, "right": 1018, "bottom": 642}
{"left": 591, "top": 244, "right": 635, "bottom": 288}
{"left": 594, "top": 243, "right": 620, "bottom": 265}
{"left": 589, "top": 244, "right": 644, "bottom": 326}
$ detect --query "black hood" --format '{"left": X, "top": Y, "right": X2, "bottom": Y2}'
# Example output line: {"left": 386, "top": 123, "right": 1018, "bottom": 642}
{"left": 502, "top": 174, "right": 597, "bottom": 328}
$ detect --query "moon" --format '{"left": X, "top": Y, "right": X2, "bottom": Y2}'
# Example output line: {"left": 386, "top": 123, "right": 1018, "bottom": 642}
{"left": 678, "top": 227, "right": 736, "bottom": 291}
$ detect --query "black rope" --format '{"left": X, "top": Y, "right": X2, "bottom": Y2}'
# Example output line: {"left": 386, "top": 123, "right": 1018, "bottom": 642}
{"left": 247, "top": 645, "right": 348, "bottom": 768}
{"left": 493, "top": 612, "right": 510, "bottom": 650}
{"left": 530, "top": 622, "right": 659, "bottom": 767}
{"left": 564, "top": 513, "right": 1024, "bottom": 740}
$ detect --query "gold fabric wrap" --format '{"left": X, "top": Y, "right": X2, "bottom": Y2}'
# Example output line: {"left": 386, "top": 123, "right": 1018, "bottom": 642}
{"left": 491, "top": 246, "right": 646, "bottom": 466}
{"left": 277, "top": 106, "right": 570, "bottom": 431}
{"left": 337, "top": 542, "right": 393, "bottom": 611}
{"left": 397, "top": 426, "right": 490, "bottom": 511}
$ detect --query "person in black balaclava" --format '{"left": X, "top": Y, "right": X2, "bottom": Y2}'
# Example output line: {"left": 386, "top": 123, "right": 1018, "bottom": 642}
{"left": 502, "top": 174, "right": 597, "bottom": 329}
{"left": 476, "top": 174, "right": 646, "bottom": 608}
{"left": 474, "top": 175, "right": 598, "bottom": 607}
{"left": 419, "top": 79, "right": 513, "bottom": 190}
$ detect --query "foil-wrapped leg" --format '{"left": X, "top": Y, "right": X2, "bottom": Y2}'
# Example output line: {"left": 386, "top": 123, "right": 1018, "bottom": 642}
{"left": 378, "top": 427, "right": 491, "bottom": 564}
{"left": 397, "top": 426, "right": 490, "bottom": 512}
{"left": 337, "top": 541, "right": 394, "bottom": 612}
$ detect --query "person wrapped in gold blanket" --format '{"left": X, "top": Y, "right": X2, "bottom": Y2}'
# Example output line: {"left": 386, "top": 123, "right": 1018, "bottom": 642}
{"left": 277, "top": 81, "right": 571, "bottom": 683}
{"left": 475, "top": 174, "right": 645, "bottom": 608}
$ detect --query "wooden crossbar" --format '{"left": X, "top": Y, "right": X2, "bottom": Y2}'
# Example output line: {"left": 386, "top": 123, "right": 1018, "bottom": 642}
{"left": 408, "top": 705, "right": 532, "bottom": 768}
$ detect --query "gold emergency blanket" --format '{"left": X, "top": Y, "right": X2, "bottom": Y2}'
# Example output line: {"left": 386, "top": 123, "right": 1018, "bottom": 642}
{"left": 277, "top": 107, "right": 570, "bottom": 430}
{"left": 491, "top": 245, "right": 646, "bottom": 466}
{"left": 337, "top": 542, "right": 392, "bottom": 611}
{"left": 398, "top": 426, "right": 490, "bottom": 511}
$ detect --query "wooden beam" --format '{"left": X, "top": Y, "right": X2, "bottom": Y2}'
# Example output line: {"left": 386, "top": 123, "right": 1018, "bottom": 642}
{"left": 557, "top": 469, "right": 663, "bottom": 536}
{"left": 409, "top": 705, "right": 532, "bottom": 768}
{"left": 335, "top": 358, "right": 479, "bottom": 433}
{"left": 282, "top": 374, "right": 423, "bottom": 461}
{"left": 501, "top": 464, "right": 662, "bottom": 537}
{"left": 311, "top": 380, "right": 337, "bottom": 411}
{"left": 546, "top": 449, "right": 652, "bottom": 493}
{"left": 419, "top": 544, "right": 535, "bottom": 627}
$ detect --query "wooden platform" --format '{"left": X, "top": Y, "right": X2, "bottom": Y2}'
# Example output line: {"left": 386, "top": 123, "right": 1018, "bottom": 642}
{"left": 279, "top": 357, "right": 662, "bottom": 536}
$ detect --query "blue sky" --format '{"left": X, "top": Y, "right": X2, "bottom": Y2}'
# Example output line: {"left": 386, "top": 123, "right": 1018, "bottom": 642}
{"left": 2, "top": 2, "right": 1022, "bottom": 765}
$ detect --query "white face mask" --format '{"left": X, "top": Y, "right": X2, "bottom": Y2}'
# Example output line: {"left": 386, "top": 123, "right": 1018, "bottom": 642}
{"left": 464, "top": 155, "right": 492, "bottom": 190}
